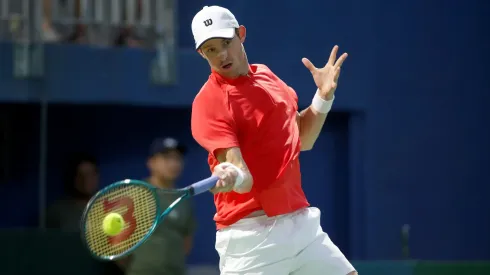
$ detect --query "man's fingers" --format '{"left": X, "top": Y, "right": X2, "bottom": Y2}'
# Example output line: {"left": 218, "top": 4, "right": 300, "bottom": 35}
{"left": 334, "top": 53, "right": 348, "bottom": 68}
{"left": 212, "top": 179, "right": 234, "bottom": 193}
{"left": 211, "top": 166, "right": 239, "bottom": 194}
{"left": 302, "top": 58, "right": 316, "bottom": 73}
{"left": 215, "top": 173, "right": 234, "bottom": 187}
{"left": 328, "top": 45, "right": 339, "bottom": 65}
{"left": 215, "top": 179, "right": 224, "bottom": 188}
{"left": 213, "top": 167, "right": 223, "bottom": 174}
{"left": 212, "top": 181, "right": 227, "bottom": 191}
{"left": 334, "top": 67, "right": 341, "bottom": 79}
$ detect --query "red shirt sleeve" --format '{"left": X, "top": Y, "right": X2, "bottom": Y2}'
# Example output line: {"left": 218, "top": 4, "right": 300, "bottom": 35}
{"left": 191, "top": 85, "right": 239, "bottom": 158}
{"left": 288, "top": 86, "right": 299, "bottom": 111}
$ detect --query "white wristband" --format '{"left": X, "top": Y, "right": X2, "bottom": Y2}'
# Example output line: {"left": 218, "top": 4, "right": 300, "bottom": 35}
{"left": 216, "top": 162, "right": 245, "bottom": 188}
{"left": 311, "top": 90, "right": 334, "bottom": 114}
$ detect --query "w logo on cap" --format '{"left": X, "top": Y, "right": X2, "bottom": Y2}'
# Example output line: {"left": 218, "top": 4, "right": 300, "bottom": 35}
{"left": 203, "top": 19, "right": 213, "bottom": 27}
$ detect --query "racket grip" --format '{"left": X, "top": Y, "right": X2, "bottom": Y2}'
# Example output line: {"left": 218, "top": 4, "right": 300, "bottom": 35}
{"left": 190, "top": 176, "right": 218, "bottom": 196}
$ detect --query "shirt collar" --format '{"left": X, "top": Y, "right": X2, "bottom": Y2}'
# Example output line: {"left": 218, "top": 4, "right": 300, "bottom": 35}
{"left": 211, "top": 64, "right": 254, "bottom": 85}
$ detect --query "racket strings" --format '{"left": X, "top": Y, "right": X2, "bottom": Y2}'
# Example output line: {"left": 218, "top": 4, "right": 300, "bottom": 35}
{"left": 83, "top": 185, "right": 158, "bottom": 258}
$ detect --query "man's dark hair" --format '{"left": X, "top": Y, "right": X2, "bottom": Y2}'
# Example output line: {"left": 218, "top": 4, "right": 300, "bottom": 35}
{"left": 197, "top": 28, "right": 241, "bottom": 53}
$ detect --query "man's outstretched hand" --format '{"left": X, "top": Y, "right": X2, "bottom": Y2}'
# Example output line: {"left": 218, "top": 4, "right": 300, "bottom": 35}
{"left": 302, "top": 45, "right": 348, "bottom": 100}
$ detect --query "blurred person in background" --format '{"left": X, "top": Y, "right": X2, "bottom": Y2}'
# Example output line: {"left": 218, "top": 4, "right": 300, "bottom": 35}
{"left": 42, "top": 0, "right": 61, "bottom": 42}
{"left": 120, "top": 137, "right": 197, "bottom": 275}
{"left": 46, "top": 152, "right": 99, "bottom": 231}
{"left": 46, "top": 153, "right": 124, "bottom": 275}
{"left": 41, "top": 0, "right": 146, "bottom": 47}
{"left": 0, "top": 0, "right": 61, "bottom": 42}
{"left": 66, "top": 0, "right": 146, "bottom": 47}
{"left": 3, "top": 0, "right": 149, "bottom": 47}
{"left": 112, "top": 0, "right": 151, "bottom": 48}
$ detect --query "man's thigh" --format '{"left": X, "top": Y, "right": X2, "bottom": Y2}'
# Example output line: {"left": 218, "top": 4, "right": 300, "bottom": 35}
{"left": 215, "top": 214, "right": 298, "bottom": 274}
{"left": 291, "top": 231, "right": 356, "bottom": 275}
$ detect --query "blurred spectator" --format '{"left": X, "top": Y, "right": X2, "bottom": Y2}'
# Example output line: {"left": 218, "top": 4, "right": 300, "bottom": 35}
{"left": 112, "top": 0, "right": 148, "bottom": 48}
{"left": 114, "top": 26, "right": 146, "bottom": 48}
{"left": 121, "top": 137, "right": 197, "bottom": 275}
{"left": 46, "top": 152, "right": 99, "bottom": 231}
{"left": 42, "top": 0, "right": 61, "bottom": 42}
{"left": 63, "top": 0, "right": 147, "bottom": 48}
{"left": 39, "top": 0, "right": 146, "bottom": 47}
{"left": 41, "top": 0, "right": 84, "bottom": 43}
{"left": 2, "top": 0, "right": 156, "bottom": 47}
{"left": 46, "top": 153, "right": 124, "bottom": 275}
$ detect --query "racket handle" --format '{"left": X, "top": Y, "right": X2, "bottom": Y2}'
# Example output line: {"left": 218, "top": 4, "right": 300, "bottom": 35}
{"left": 190, "top": 176, "right": 218, "bottom": 196}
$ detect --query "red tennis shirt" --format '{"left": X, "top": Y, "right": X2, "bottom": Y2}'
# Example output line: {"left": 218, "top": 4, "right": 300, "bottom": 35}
{"left": 191, "top": 64, "right": 310, "bottom": 229}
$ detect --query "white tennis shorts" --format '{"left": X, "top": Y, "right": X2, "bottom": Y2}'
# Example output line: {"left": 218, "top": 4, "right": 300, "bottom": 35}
{"left": 215, "top": 207, "right": 356, "bottom": 275}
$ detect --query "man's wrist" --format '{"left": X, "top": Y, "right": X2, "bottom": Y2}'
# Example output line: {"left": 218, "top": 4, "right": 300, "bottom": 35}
{"left": 216, "top": 162, "right": 245, "bottom": 187}
{"left": 311, "top": 89, "right": 334, "bottom": 114}
{"left": 323, "top": 93, "right": 334, "bottom": 101}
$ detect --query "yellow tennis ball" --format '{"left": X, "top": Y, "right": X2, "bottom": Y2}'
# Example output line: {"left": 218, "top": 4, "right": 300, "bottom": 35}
{"left": 102, "top": 213, "right": 125, "bottom": 236}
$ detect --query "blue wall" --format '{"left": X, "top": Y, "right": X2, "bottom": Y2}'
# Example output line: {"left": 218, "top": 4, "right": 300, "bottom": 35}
{"left": 1, "top": 0, "right": 489, "bottom": 263}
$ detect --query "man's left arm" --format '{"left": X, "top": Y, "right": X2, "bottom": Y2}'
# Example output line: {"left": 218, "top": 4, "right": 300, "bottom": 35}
{"left": 297, "top": 45, "right": 348, "bottom": 151}
{"left": 296, "top": 94, "right": 333, "bottom": 151}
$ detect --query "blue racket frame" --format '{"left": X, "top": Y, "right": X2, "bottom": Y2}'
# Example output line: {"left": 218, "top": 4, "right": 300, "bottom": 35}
{"left": 80, "top": 175, "right": 218, "bottom": 261}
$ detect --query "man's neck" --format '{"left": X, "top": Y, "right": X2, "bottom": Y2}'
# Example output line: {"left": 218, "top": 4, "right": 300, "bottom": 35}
{"left": 149, "top": 175, "right": 174, "bottom": 189}
{"left": 239, "top": 62, "right": 250, "bottom": 76}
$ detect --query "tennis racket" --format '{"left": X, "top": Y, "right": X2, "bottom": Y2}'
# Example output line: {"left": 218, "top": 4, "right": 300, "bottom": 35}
{"left": 80, "top": 175, "right": 218, "bottom": 261}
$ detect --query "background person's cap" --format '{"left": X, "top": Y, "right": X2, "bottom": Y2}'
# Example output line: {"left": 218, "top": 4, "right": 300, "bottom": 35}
{"left": 191, "top": 6, "right": 239, "bottom": 50}
{"left": 149, "top": 137, "right": 187, "bottom": 156}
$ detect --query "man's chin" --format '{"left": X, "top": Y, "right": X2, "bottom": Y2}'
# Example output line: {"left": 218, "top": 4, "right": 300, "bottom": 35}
{"left": 160, "top": 175, "right": 178, "bottom": 182}
{"left": 217, "top": 69, "right": 241, "bottom": 79}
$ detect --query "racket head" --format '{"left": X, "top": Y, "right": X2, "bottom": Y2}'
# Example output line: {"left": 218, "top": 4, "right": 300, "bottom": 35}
{"left": 80, "top": 179, "right": 161, "bottom": 261}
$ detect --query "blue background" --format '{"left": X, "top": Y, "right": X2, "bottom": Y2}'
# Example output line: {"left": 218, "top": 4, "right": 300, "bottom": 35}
{"left": 1, "top": 0, "right": 489, "bottom": 265}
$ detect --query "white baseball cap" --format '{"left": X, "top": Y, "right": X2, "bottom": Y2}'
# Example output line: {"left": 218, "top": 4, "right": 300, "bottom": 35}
{"left": 191, "top": 6, "right": 239, "bottom": 50}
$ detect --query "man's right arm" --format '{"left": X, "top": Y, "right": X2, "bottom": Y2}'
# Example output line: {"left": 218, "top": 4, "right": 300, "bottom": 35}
{"left": 212, "top": 147, "right": 253, "bottom": 193}
{"left": 191, "top": 89, "right": 253, "bottom": 194}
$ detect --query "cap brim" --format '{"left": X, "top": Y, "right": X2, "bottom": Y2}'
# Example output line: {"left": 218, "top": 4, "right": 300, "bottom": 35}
{"left": 175, "top": 145, "right": 187, "bottom": 155}
{"left": 195, "top": 28, "right": 235, "bottom": 49}
{"left": 151, "top": 146, "right": 187, "bottom": 157}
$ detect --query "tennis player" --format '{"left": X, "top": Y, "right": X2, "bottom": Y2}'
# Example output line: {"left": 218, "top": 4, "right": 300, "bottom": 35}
{"left": 191, "top": 5, "right": 356, "bottom": 275}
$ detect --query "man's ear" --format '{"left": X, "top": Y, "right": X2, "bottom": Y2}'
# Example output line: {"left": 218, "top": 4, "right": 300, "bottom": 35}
{"left": 238, "top": 25, "right": 246, "bottom": 43}
{"left": 146, "top": 158, "right": 152, "bottom": 171}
